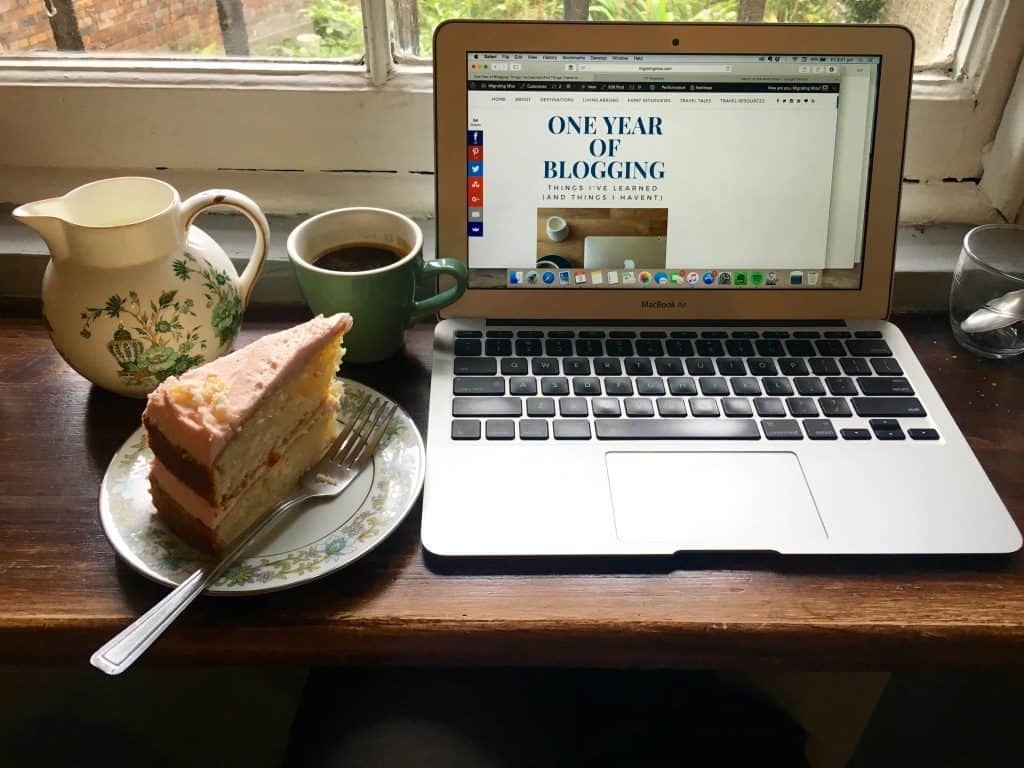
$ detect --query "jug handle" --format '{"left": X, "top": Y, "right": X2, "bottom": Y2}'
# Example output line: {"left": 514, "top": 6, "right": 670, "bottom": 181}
{"left": 180, "top": 190, "right": 269, "bottom": 309}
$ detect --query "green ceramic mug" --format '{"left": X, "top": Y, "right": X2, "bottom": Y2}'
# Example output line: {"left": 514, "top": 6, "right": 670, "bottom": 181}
{"left": 288, "top": 207, "right": 468, "bottom": 363}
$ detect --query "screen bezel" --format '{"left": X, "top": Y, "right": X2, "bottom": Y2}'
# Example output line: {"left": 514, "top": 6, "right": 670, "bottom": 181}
{"left": 434, "top": 21, "right": 913, "bottom": 320}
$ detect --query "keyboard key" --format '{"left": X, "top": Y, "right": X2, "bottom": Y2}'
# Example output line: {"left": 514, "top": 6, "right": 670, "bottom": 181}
{"left": 794, "top": 377, "right": 826, "bottom": 396}
{"left": 909, "top": 428, "right": 940, "bottom": 440}
{"left": 656, "top": 397, "right": 687, "bottom": 417}
{"left": 730, "top": 377, "right": 761, "bottom": 396}
{"left": 701, "top": 331, "right": 729, "bottom": 339}
{"left": 517, "top": 330, "right": 544, "bottom": 338}
{"left": 762, "top": 419, "right": 803, "bottom": 440}
{"left": 748, "top": 358, "right": 778, "bottom": 376}
{"left": 486, "top": 420, "right": 515, "bottom": 440}
{"left": 726, "top": 339, "right": 756, "bottom": 357}
{"left": 840, "top": 357, "right": 872, "bottom": 376}
{"left": 793, "top": 331, "right": 821, "bottom": 339}
{"left": 559, "top": 397, "right": 589, "bottom": 417}
{"left": 846, "top": 339, "right": 892, "bottom": 356}
{"left": 595, "top": 419, "right": 760, "bottom": 440}
{"left": 548, "top": 330, "right": 575, "bottom": 338}
{"left": 809, "top": 358, "right": 841, "bottom": 376}
{"left": 454, "top": 339, "right": 482, "bottom": 356}
{"left": 519, "top": 419, "right": 550, "bottom": 441}
{"left": 763, "top": 377, "right": 794, "bottom": 396}
{"left": 857, "top": 377, "right": 914, "bottom": 396}
{"left": 815, "top": 339, "right": 846, "bottom": 357}
{"left": 454, "top": 376, "right": 505, "bottom": 396}
{"left": 541, "top": 377, "right": 570, "bottom": 396}
{"left": 756, "top": 339, "right": 785, "bottom": 357}
{"left": 871, "top": 358, "right": 904, "bottom": 376}
{"left": 455, "top": 330, "right": 482, "bottom": 338}
{"left": 685, "top": 357, "right": 715, "bottom": 376}
{"left": 562, "top": 357, "right": 591, "bottom": 375}
{"left": 722, "top": 397, "right": 753, "bottom": 417}
{"left": 509, "top": 376, "right": 538, "bottom": 396}
{"left": 852, "top": 398, "right": 926, "bottom": 417}
{"left": 575, "top": 339, "right": 603, "bottom": 356}
{"left": 636, "top": 377, "right": 666, "bottom": 396}
{"left": 554, "top": 420, "right": 591, "bottom": 440}
{"left": 779, "top": 358, "right": 809, "bottom": 376}
{"left": 453, "top": 397, "right": 522, "bottom": 417}
{"left": 786, "top": 397, "right": 819, "bottom": 417}
{"left": 515, "top": 339, "right": 542, "bottom": 356}
{"left": 592, "top": 397, "right": 622, "bottom": 417}
{"left": 670, "top": 331, "right": 698, "bottom": 339}
{"left": 825, "top": 376, "right": 858, "bottom": 396}
{"left": 486, "top": 330, "right": 513, "bottom": 338}
{"left": 526, "top": 397, "right": 555, "bottom": 417}
{"left": 625, "top": 357, "right": 654, "bottom": 376}
{"left": 754, "top": 397, "right": 786, "bottom": 417}
{"left": 454, "top": 357, "right": 497, "bottom": 375}
{"left": 635, "top": 339, "right": 664, "bottom": 357}
{"left": 604, "top": 377, "right": 634, "bottom": 396}
{"left": 640, "top": 331, "right": 667, "bottom": 339}
{"left": 696, "top": 339, "right": 725, "bottom": 357}
{"left": 625, "top": 398, "right": 655, "bottom": 417}
{"left": 841, "top": 428, "right": 871, "bottom": 440}
{"left": 699, "top": 377, "right": 729, "bottom": 396}
{"left": 451, "top": 420, "right": 481, "bottom": 440}
{"left": 594, "top": 357, "right": 622, "bottom": 376}
{"left": 824, "top": 331, "right": 852, "bottom": 338}
{"left": 667, "top": 377, "right": 698, "bottom": 396}
{"left": 501, "top": 357, "right": 529, "bottom": 375}
{"left": 785, "top": 340, "right": 815, "bottom": 357}
{"left": 545, "top": 338, "right": 573, "bottom": 357}
{"left": 819, "top": 397, "right": 852, "bottom": 417}
{"left": 610, "top": 331, "right": 636, "bottom": 338}
{"left": 855, "top": 330, "right": 883, "bottom": 338}
{"left": 688, "top": 397, "right": 720, "bottom": 417}
{"left": 762, "top": 331, "right": 791, "bottom": 339}
{"left": 655, "top": 357, "right": 684, "bottom": 375}
{"left": 578, "top": 330, "right": 606, "bottom": 339}
{"left": 572, "top": 377, "right": 602, "bottom": 396}
{"left": 870, "top": 418, "right": 905, "bottom": 440}
{"left": 485, "top": 339, "right": 512, "bottom": 357}
{"left": 731, "top": 331, "right": 760, "bottom": 339}
{"left": 606, "top": 339, "right": 634, "bottom": 356}
{"left": 532, "top": 357, "right": 559, "bottom": 375}
{"left": 804, "top": 419, "right": 837, "bottom": 440}
{"left": 716, "top": 358, "right": 746, "bottom": 376}
{"left": 666, "top": 339, "right": 695, "bottom": 356}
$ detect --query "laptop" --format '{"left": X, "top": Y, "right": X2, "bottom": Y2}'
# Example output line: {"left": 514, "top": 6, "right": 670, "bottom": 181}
{"left": 422, "top": 21, "right": 1022, "bottom": 556}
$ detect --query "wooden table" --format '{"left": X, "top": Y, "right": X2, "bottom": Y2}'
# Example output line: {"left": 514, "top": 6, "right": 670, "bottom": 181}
{"left": 2, "top": 308, "right": 1023, "bottom": 668}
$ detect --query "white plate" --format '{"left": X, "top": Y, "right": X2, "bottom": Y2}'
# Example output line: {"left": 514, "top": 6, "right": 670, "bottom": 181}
{"left": 99, "top": 379, "right": 424, "bottom": 595}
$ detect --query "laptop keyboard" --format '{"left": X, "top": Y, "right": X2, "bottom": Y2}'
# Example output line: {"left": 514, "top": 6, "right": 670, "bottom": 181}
{"left": 449, "top": 328, "right": 938, "bottom": 442}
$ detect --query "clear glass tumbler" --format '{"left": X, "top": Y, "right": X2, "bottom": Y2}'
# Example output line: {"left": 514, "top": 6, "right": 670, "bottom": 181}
{"left": 950, "top": 224, "right": 1024, "bottom": 359}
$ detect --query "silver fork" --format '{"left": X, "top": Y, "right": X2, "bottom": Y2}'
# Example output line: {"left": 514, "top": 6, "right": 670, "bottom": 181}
{"left": 91, "top": 395, "right": 397, "bottom": 676}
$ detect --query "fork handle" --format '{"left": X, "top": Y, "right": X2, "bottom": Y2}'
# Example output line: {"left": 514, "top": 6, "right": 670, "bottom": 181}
{"left": 91, "top": 494, "right": 310, "bottom": 675}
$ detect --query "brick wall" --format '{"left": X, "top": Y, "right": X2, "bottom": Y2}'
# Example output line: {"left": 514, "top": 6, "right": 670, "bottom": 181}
{"left": 1, "top": 0, "right": 309, "bottom": 54}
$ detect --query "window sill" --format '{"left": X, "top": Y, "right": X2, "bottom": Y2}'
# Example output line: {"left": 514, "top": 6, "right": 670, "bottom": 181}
{"left": 0, "top": 207, "right": 963, "bottom": 313}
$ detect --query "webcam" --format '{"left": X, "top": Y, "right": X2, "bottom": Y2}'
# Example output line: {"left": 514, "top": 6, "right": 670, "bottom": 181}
{"left": 672, "top": 37, "right": 680, "bottom": 46}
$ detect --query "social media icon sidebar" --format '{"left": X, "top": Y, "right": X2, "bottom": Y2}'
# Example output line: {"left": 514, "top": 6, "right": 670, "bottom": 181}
{"left": 467, "top": 130, "right": 483, "bottom": 236}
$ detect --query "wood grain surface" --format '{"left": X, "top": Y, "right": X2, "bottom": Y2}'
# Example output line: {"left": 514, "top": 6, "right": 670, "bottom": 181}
{"left": 1, "top": 306, "right": 1023, "bottom": 668}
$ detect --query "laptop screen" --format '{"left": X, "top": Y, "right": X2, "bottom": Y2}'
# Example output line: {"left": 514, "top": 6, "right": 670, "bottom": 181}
{"left": 465, "top": 51, "right": 881, "bottom": 291}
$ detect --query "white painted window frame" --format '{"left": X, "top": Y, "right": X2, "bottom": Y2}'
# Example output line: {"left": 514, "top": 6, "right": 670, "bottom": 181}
{"left": 0, "top": 0, "right": 1020, "bottom": 223}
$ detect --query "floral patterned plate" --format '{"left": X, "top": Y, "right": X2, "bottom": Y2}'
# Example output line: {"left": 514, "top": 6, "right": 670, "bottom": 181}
{"left": 98, "top": 379, "right": 424, "bottom": 595}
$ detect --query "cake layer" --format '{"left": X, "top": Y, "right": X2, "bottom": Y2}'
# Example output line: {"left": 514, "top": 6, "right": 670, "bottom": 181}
{"left": 152, "top": 405, "right": 341, "bottom": 553}
{"left": 143, "top": 313, "right": 351, "bottom": 467}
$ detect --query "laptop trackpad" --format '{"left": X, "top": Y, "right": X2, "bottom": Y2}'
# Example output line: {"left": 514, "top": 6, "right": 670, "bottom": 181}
{"left": 606, "top": 452, "right": 826, "bottom": 549}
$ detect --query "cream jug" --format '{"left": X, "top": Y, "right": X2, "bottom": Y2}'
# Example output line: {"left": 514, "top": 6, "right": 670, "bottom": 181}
{"left": 14, "top": 177, "right": 269, "bottom": 398}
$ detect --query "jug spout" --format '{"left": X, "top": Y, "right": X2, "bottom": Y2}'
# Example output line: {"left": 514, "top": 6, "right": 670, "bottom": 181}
{"left": 13, "top": 198, "right": 70, "bottom": 260}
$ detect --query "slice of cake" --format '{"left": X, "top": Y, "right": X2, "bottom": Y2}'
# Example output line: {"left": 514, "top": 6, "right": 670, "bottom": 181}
{"left": 142, "top": 314, "right": 353, "bottom": 553}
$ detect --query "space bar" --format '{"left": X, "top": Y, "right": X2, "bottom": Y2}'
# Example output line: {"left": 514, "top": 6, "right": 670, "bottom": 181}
{"left": 595, "top": 420, "right": 761, "bottom": 440}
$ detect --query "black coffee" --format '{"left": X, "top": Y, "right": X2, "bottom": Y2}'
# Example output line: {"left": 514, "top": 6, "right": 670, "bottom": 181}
{"left": 314, "top": 242, "right": 405, "bottom": 272}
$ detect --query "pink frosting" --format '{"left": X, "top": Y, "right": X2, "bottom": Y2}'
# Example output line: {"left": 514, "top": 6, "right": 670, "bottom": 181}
{"left": 143, "top": 313, "right": 352, "bottom": 466}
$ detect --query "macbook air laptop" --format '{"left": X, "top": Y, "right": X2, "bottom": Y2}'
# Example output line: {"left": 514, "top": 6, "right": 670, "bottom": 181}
{"left": 422, "top": 21, "right": 1022, "bottom": 556}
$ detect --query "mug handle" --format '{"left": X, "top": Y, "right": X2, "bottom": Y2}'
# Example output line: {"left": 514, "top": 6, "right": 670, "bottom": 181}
{"left": 410, "top": 258, "right": 469, "bottom": 325}
{"left": 180, "top": 189, "right": 270, "bottom": 309}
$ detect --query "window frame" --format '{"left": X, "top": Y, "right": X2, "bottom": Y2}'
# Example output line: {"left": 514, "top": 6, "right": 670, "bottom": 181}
{"left": 0, "top": 0, "right": 1020, "bottom": 223}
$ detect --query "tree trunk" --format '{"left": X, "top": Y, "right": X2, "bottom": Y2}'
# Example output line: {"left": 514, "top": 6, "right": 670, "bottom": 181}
{"left": 736, "top": 0, "right": 767, "bottom": 22}
{"left": 393, "top": 0, "right": 420, "bottom": 56}
{"left": 46, "top": 0, "right": 85, "bottom": 51}
{"left": 216, "top": 0, "right": 250, "bottom": 56}
{"left": 563, "top": 0, "right": 591, "bottom": 21}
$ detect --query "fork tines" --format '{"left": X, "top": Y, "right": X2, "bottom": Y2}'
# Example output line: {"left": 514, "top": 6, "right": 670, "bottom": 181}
{"left": 332, "top": 396, "right": 397, "bottom": 469}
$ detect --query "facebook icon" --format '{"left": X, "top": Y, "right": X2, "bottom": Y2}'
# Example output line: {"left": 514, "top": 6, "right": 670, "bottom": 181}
{"left": 467, "top": 130, "right": 483, "bottom": 145}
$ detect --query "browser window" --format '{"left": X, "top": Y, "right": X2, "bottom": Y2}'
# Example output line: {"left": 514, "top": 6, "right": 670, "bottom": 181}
{"left": 465, "top": 52, "right": 880, "bottom": 291}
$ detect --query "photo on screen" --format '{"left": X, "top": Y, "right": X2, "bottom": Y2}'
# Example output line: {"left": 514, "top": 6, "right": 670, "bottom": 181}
{"left": 536, "top": 207, "right": 668, "bottom": 271}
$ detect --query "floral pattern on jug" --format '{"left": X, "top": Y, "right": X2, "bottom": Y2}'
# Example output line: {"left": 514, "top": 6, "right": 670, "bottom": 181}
{"left": 15, "top": 178, "right": 269, "bottom": 398}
